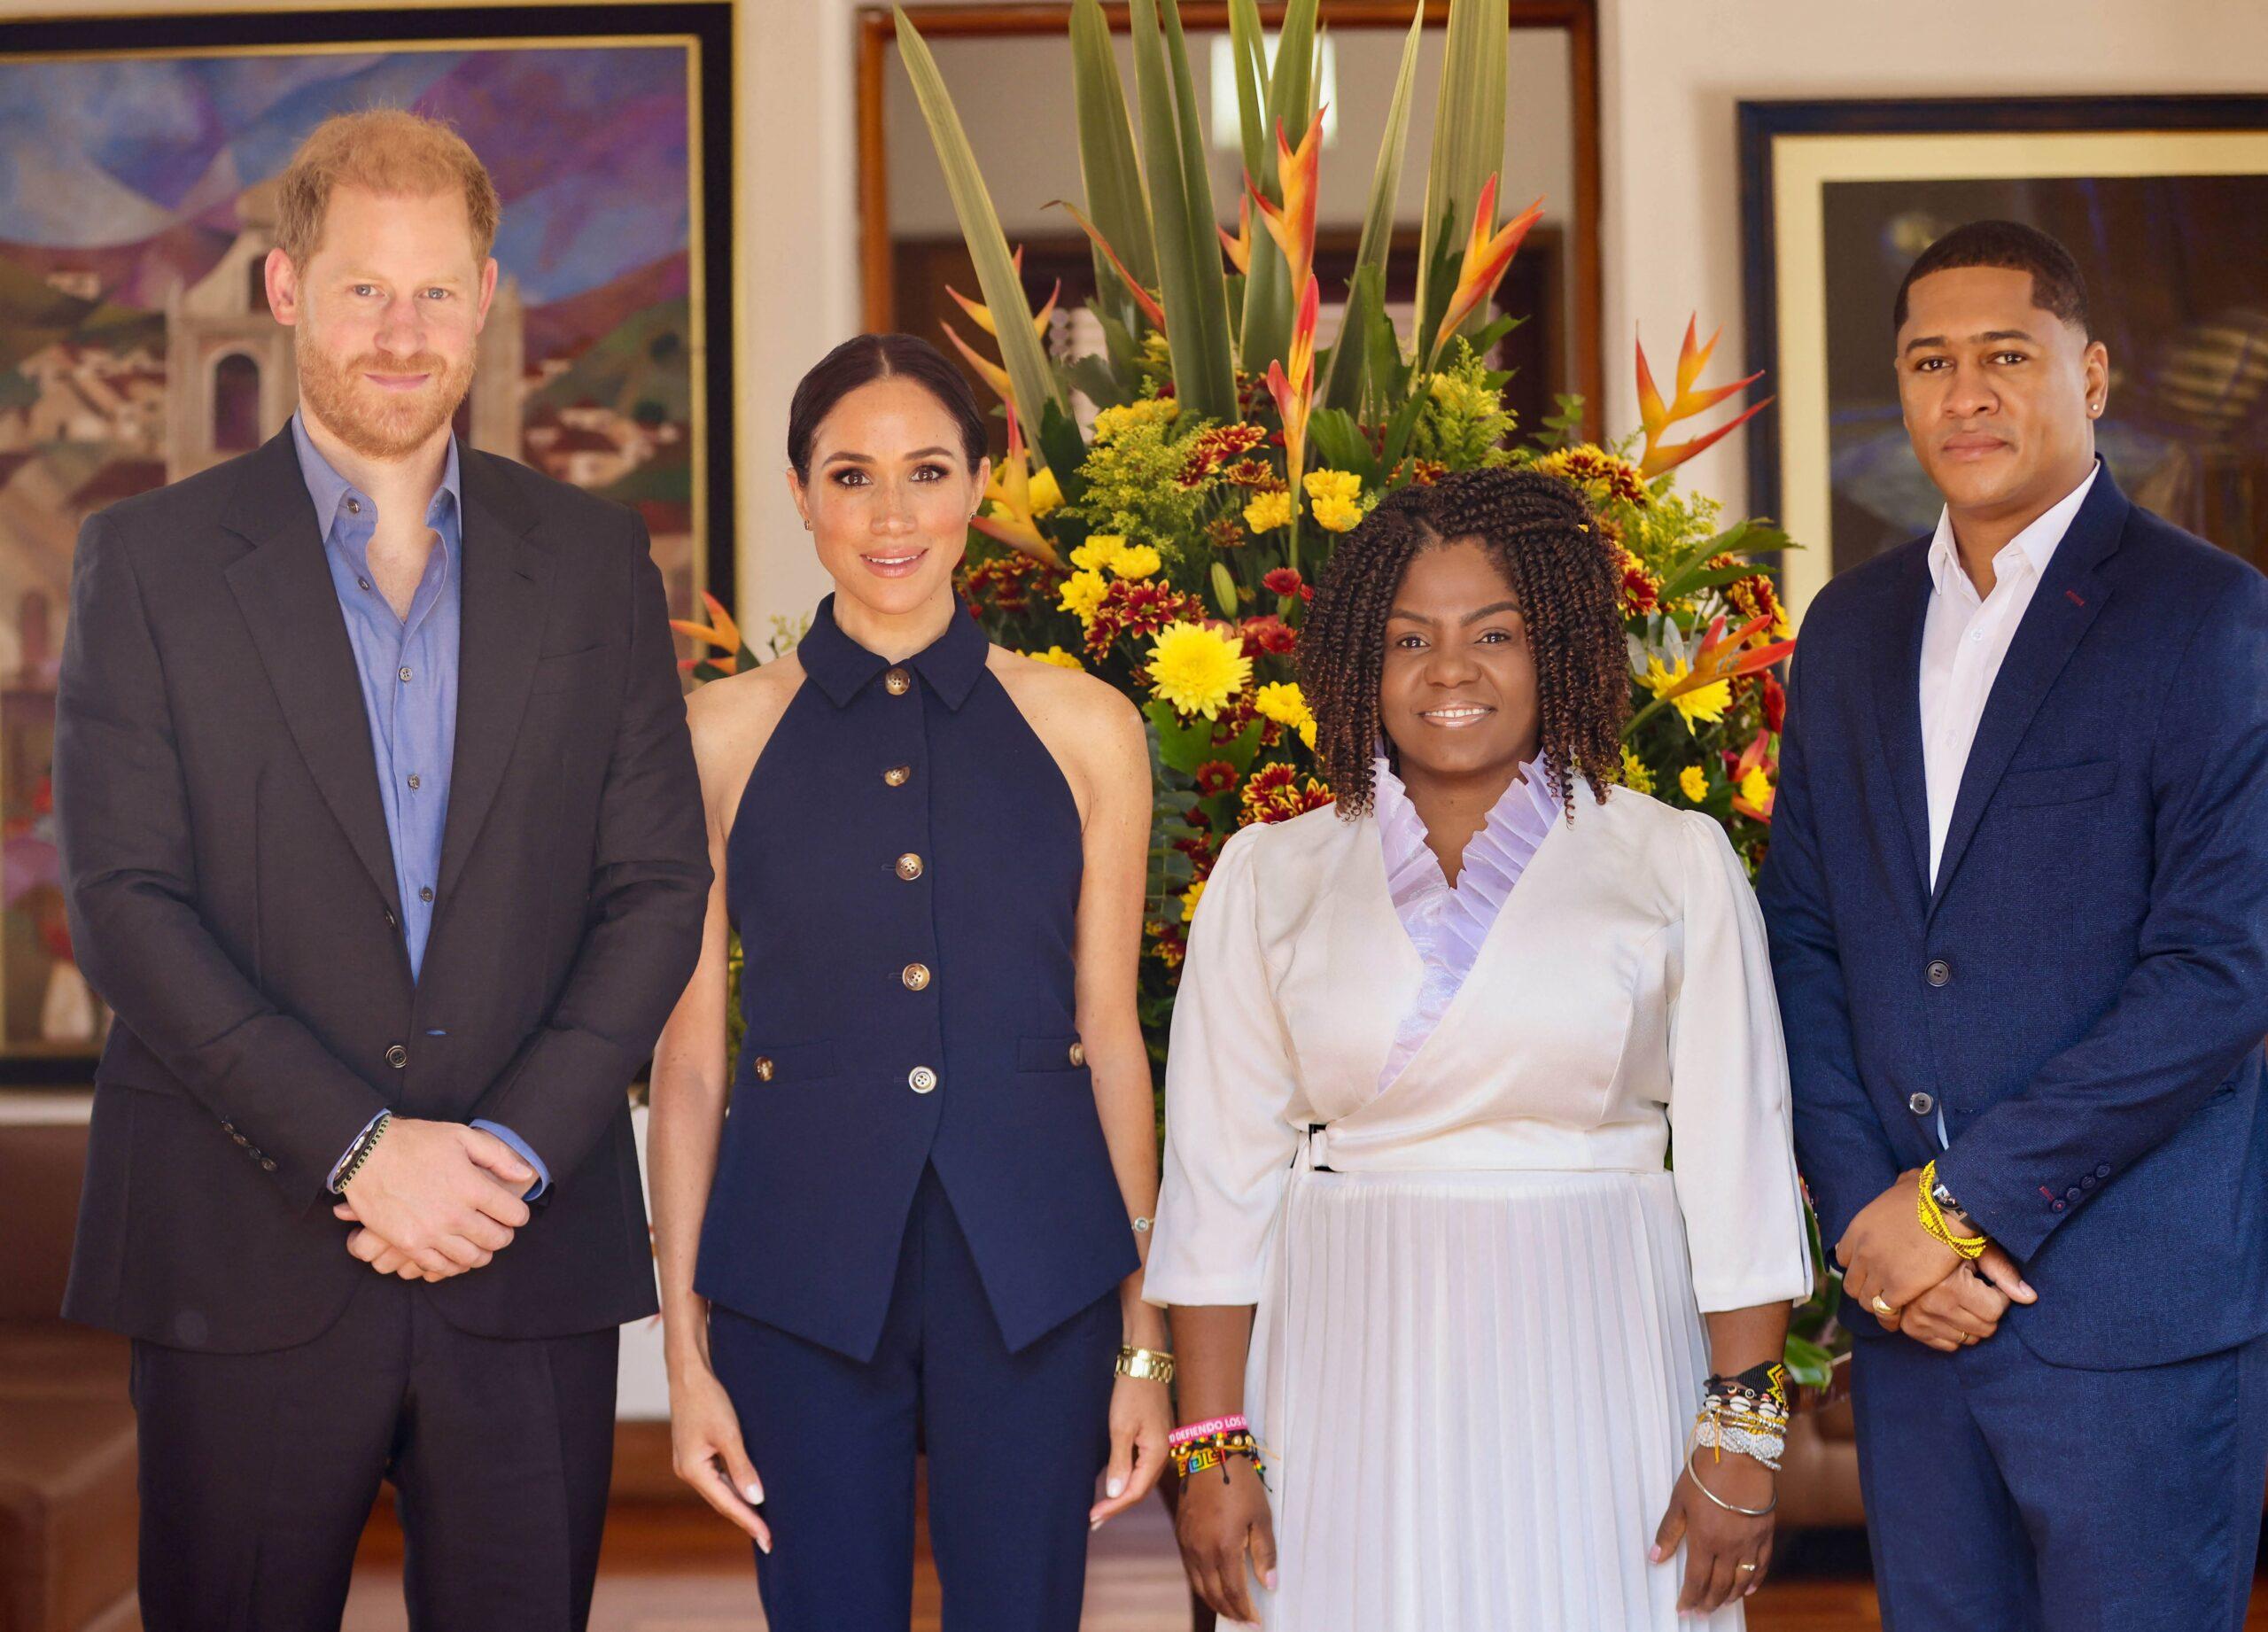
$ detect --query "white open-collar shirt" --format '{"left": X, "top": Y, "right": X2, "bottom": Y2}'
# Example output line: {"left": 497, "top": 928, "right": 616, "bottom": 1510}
{"left": 1919, "top": 462, "right": 2101, "bottom": 889}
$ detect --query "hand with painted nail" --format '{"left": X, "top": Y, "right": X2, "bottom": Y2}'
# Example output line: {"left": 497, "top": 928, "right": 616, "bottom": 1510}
{"left": 666, "top": 1354, "right": 773, "bottom": 1553}
{"left": 1652, "top": 1449, "right": 1775, "bottom": 1615}
{"left": 1089, "top": 1372, "right": 1170, "bottom": 1529}
{"left": 1176, "top": 1454, "right": 1277, "bottom": 1624}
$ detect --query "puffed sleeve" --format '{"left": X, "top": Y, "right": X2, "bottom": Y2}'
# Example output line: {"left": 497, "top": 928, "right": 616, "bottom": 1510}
{"left": 1664, "top": 812, "right": 1817, "bottom": 1312}
{"left": 1144, "top": 824, "right": 1302, "bottom": 1308}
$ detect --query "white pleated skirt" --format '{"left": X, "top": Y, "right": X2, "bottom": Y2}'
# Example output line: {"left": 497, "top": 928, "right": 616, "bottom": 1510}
{"left": 1243, "top": 1165, "right": 1744, "bottom": 1632}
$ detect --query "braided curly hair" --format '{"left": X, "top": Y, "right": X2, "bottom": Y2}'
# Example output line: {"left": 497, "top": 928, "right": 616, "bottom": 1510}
{"left": 1298, "top": 466, "right": 1628, "bottom": 822}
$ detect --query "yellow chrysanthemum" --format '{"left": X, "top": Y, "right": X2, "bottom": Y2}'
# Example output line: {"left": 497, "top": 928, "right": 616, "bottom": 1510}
{"left": 1298, "top": 718, "right": 1317, "bottom": 750}
{"left": 1252, "top": 681, "right": 1313, "bottom": 729}
{"left": 1180, "top": 880, "right": 1207, "bottom": 922}
{"left": 1028, "top": 645, "right": 1084, "bottom": 670}
{"left": 1026, "top": 466, "right": 1063, "bottom": 517}
{"left": 1740, "top": 766, "right": 1773, "bottom": 807}
{"left": 1071, "top": 534, "right": 1127, "bottom": 572}
{"left": 1310, "top": 495, "right": 1364, "bottom": 532}
{"left": 1303, "top": 469, "right": 1363, "bottom": 506}
{"left": 1244, "top": 490, "right": 1293, "bottom": 533}
{"left": 1092, "top": 398, "right": 1180, "bottom": 441}
{"left": 1146, "top": 621, "right": 1252, "bottom": 720}
{"left": 1111, "top": 543, "right": 1163, "bottom": 579}
{"left": 1059, "top": 570, "right": 1108, "bottom": 624}
{"left": 1680, "top": 765, "right": 1709, "bottom": 804}
{"left": 1641, "top": 657, "right": 1732, "bottom": 732}
{"left": 1619, "top": 747, "right": 1655, "bottom": 796}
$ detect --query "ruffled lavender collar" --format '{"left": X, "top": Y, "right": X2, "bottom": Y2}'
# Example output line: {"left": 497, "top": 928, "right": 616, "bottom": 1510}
{"left": 1371, "top": 752, "right": 1561, "bottom": 1092}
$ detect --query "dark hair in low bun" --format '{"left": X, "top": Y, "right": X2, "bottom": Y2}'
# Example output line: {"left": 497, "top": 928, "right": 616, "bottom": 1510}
{"left": 786, "top": 331, "right": 988, "bottom": 481}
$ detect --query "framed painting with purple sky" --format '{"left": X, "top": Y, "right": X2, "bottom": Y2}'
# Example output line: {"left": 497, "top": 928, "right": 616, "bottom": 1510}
{"left": 0, "top": 4, "right": 735, "bottom": 1078}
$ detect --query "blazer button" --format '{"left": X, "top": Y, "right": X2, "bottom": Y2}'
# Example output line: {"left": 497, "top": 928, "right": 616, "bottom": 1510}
{"left": 884, "top": 764, "right": 913, "bottom": 788}
{"left": 384, "top": 910, "right": 399, "bottom": 929}
{"left": 232, "top": 1131, "right": 249, "bottom": 1146}
{"left": 2066, "top": 1187, "right": 2081, "bottom": 1201}
{"left": 908, "top": 1065, "right": 938, "bottom": 1094}
{"left": 2096, "top": 1163, "right": 2110, "bottom": 1177}
{"left": 1907, "top": 1092, "right": 1934, "bottom": 1116}
{"left": 896, "top": 852, "right": 925, "bottom": 882}
{"left": 386, "top": 1044, "right": 408, "bottom": 1069}
{"left": 902, "top": 962, "right": 931, "bottom": 992}
{"left": 884, "top": 666, "right": 913, "bottom": 696}
{"left": 1925, "top": 959, "right": 1953, "bottom": 988}
{"left": 260, "top": 1158, "right": 276, "bottom": 1171}
{"left": 1068, "top": 1042, "right": 1086, "bottom": 1067}
{"left": 754, "top": 1055, "right": 775, "bottom": 1082}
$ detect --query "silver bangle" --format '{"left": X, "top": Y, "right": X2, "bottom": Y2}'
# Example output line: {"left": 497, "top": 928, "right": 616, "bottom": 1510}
{"left": 1684, "top": 1437, "right": 1777, "bottom": 1517}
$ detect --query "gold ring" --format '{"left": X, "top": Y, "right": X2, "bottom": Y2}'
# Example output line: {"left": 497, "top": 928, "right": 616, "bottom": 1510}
{"left": 1870, "top": 1294, "right": 1898, "bottom": 1316}
{"left": 1737, "top": 1563, "right": 1758, "bottom": 1573}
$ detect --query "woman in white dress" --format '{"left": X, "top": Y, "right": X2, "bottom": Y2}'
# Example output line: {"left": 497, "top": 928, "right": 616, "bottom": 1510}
{"left": 1146, "top": 468, "right": 1814, "bottom": 1629}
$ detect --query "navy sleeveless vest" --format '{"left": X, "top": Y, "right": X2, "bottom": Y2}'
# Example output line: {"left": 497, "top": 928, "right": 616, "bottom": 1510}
{"left": 693, "top": 595, "right": 1138, "bottom": 1360}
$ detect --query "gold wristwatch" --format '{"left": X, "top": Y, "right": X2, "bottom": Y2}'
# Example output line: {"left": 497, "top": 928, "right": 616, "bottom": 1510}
{"left": 1115, "top": 1345, "right": 1175, "bottom": 1384}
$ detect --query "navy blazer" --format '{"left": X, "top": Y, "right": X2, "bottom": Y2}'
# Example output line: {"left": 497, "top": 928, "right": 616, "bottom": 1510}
{"left": 1758, "top": 467, "right": 2268, "bottom": 1371}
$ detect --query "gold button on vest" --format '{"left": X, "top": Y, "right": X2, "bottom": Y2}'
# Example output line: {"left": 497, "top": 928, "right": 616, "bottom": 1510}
{"left": 754, "top": 1056, "right": 775, "bottom": 1082}
{"left": 883, "top": 764, "right": 912, "bottom": 787}
{"left": 896, "top": 852, "right": 924, "bottom": 882}
{"left": 902, "top": 962, "right": 931, "bottom": 991}
{"left": 1068, "top": 1042, "right": 1086, "bottom": 1067}
{"left": 884, "top": 666, "right": 913, "bottom": 696}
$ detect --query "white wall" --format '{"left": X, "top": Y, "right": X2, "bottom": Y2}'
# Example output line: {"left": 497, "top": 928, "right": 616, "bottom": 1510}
{"left": 1594, "top": 0, "right": 2268, "bottom": 513}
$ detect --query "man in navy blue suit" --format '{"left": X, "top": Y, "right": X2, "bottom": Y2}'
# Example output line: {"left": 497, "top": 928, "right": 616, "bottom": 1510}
{"left": 1759, "top": 219, "right": 2268, "bottom": 1630}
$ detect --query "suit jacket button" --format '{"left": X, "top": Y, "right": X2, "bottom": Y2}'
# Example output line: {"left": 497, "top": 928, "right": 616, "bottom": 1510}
{"left": 1925, "top": 959, "right": 1952, "bottom": 987}
{"left": 2066, "top": 1187, "right": 2080, "bottom": 1201}
{"left": 884, "top": 666, "right": 913, "bottom": 696}
{"left": 232, "top": 1132, "right": 248, "bottom": 1146}
{"left": 386, "top": 1044, "right": 408, "bottom": 1069}
{"left": 2053, "top": 1200, "right": 2066, "bottom": 1211}
{"left": 884, "top": 764, "right": 912, "bottom": 788}
{"left": 754, "top": 1056, "right": 775, "bottom": 1082}
{"left": 260, "top": 1158, "right": 276, "bottom": 1171}
{"left": 908, "top": 1066, "right": 938, "bottom": 1094}
{"left": 901, "top": 962, "right": 931, "bottom": 992}
{"left": 1068, "top": 1042, "right": 1086, "bottom": 1067}
{"left": 896, "top": 852, "right": 925, "bottom": 882}
{"left": 1907, "top": 1092, "right": 1934, "bottom": 1115}
{"left": 2096, "top": 1163, "right": 2110, "bottom": 1177}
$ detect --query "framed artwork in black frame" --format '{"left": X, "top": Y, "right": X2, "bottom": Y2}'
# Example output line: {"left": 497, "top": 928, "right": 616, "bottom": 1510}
{"left": 1739, "top": 95, "right": 2268, "bottom": 624}
{"left": 0, "top": 4, "right": 736, "bottom": 1082}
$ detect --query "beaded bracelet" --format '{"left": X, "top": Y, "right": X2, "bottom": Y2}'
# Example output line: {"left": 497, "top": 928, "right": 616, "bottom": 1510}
{"left": 1170, "top": 1427, "right": 1266, "bottom": 1485}
{"left": 1917, "top": 1160, "right": 1988, "bottom": 1260}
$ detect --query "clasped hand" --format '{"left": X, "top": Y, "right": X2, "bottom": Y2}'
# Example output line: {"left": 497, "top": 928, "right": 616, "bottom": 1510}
{"left": 1835, "top": 1168, "right": 2036, "bottom": 1348}
{"left": 331, "top": 1117, "right": 537, "bottom": 1281}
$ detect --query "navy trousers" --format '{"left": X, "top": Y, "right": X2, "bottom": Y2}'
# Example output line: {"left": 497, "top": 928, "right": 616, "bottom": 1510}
{"left": 129, "top": 1274, "right": 618, "bottom": 1631}
{"left": 709, "top": 1164, "right": 1119, "bottom": 1631}
{"left": 1852, "top": 1325, "right": 2268, "bottom": 1631}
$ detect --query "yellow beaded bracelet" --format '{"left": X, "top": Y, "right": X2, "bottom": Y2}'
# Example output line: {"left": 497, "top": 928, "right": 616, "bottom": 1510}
{"left": 1917, "top": 1161, "right": 1988, "bottom": 1261}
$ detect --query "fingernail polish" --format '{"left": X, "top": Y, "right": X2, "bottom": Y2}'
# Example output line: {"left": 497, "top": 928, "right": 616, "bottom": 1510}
{"left": 745, "top": 1483, "right": 763, "bottom": 1504}
{"left": 1649, "top": 1545, "right": 1662, "bottom": 1563}
{"left": 1106, "top": 1475, "right": 1126, "bottom": 1499}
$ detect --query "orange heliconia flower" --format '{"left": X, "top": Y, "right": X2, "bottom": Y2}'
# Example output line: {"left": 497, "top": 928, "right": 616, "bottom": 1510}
{"left": 1429, "top": 173, "right": 1543, "bottom": 366}
{"left": 1636, "top": 316, "right": 1773, "bottom": 478}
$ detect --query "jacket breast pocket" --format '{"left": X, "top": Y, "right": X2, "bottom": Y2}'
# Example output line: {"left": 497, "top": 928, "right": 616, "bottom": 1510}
{"left": 2000, "top": 758, "right": 2116, "bottom": 809}
{"left": 531, "top": 646, "right": 610, "bottom": 696}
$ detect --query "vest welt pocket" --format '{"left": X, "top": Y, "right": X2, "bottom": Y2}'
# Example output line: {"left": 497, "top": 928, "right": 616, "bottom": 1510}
{"left": 1999, "top": 758, "right": 2116, "bottom": 809}
{"left": 740, "top": 1038, "right": 846, "bottom": 1087}
{"left": 1016, "top": 1034, "right": 1090, "bottom": 1073}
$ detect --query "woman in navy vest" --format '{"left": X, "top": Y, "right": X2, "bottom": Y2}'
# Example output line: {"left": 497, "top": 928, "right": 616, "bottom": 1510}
{"left": 648, "top": 334, "right": 1172, "bottom": 1628}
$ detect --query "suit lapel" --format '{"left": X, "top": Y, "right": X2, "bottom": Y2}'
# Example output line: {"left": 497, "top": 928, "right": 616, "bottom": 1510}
{"left": 1871, "top": 540, "right": 1935, "bottom": 911}
{"left": 222, "top": 428, "right": 404, "bottom": 922}
{"left": 1927, "top": 468, "right": 2127, "bottom": 916}
{"left": 437, "top": 447, "right": 548, "bottom": 901}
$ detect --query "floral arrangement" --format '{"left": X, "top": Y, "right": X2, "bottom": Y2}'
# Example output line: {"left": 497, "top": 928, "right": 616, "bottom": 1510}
{"left": 681, "top": 0, "right": 1839, "bottom": 1386}
{"left": 890, "top": 0, "right": 1794, "bottom": 1025}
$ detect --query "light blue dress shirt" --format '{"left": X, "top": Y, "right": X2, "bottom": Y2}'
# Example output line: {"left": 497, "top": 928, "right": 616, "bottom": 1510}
{"left": 293, "top": 416, "right": 550, "bottom": 1198}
